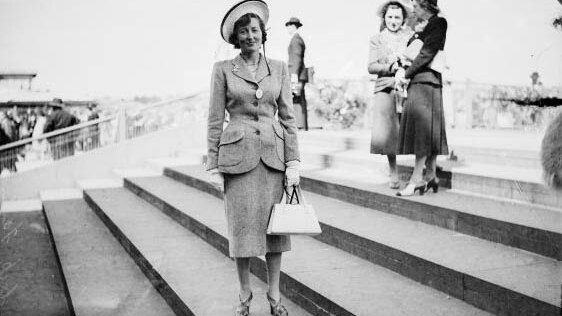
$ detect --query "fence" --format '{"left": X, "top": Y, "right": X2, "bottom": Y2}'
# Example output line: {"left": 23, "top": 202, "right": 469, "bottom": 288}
{"left": 0, "top": 93, "right": 204, "bottom": 177}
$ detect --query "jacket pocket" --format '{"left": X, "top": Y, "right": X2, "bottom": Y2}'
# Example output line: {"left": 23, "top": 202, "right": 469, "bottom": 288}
{"left": 218, "top": 128, "right": 245, "bottom": 167}
{"left": 272, "top": 123, "right": 285, "bottom": 163}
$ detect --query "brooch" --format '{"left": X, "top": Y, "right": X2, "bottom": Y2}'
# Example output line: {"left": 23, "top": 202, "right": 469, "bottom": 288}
{"left": 255, "top": 88, "right": 263, "bottom": 99}
{"left": 232, "top": 65, "right": 240, "bottom": 73}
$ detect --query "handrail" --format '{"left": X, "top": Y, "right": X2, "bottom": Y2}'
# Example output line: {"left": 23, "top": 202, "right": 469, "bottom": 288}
{"left": 131, "top": 91, "right": 205, "bottom": 113}
{"left": 0, "top": 115, "right": 115, "bottom": 151}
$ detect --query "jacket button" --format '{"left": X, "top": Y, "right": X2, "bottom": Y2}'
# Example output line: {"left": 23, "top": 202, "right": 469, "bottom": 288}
{"left": 255, "top": 130, "right": 260, "bottom": 135}
{"left": 253, "top": 102, "right": 258, "bottom": 106}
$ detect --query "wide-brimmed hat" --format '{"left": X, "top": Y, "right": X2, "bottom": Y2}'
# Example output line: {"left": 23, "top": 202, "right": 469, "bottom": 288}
{"left": 377, "top": 0, "right": 413, "bottom": 18}
{"left": 48, "top": 98, "right": 64, "bottom": 108}
{"left": 285, "top": 17, "right": 302, "bottom": 28}
{"left": 220, "top": 0, "right": 269, "bottom": 43}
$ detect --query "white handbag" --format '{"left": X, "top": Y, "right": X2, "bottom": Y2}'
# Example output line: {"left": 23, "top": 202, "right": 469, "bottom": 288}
{"left": 403, "top": 38, "right": 447, "bottom": 74}
{"left": 267, "top": 185, "right": 322, "bottom": 236}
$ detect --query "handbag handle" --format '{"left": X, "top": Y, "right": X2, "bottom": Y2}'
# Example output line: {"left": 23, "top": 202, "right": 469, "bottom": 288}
{"left": 285, "top": 185, "right": 307, "bottom": 205}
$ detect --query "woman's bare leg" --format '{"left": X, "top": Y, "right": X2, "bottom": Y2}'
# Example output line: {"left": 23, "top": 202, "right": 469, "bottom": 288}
{"left": 411, "top": 155, "right": 427, "bottom": 183}
{"left": 425, "top": 155, "right": 437, "bottom": 180}
{"left": 388, "top": 154, "right": 398, "bottom": 180}
{"left": 265, "top": 252, "right": 282, "bottom": 302}
{"left": 235, "top": 257, "right": 252, "bottom": 300}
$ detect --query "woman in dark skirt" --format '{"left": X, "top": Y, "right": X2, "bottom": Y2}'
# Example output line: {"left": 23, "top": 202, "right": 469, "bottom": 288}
{"left": 395, "top": 0, "right": 448, "bottom": 196}
{"left": 206, "top": 1, "right": 300, "bottom": 315}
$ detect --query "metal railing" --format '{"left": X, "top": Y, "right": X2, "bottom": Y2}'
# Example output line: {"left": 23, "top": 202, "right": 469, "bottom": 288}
{"left": 0, "top": 93, "right": 205, "bottom": 176}
{"left": 0, "top": 116, "right": 118, "bottom": 175}
{"left": 123, "top": 94, "right": 206, "bottom": 139}
{"left": 308, "top": 77, "right": 561, "bottom": 131}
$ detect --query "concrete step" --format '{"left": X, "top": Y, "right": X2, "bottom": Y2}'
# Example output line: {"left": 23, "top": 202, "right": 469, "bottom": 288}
{"left": 123, "top": 173, "right": 492, "bottom": 316}
{"left": 299, "top": 149, "right": 562, "bottom": 209}
{"left": 184, "top": 146, "right": 560, "bottom": 209}
{"left": 83, "top": 187, "right": 312, "bottom": 316}
{"left": 162, "top": 165, "right": 561, "bottom": 316}
{"left": 42, "top": 196, "right": 175, "bottom": 316}
{"left": 166, "top": 164, "right": 562, "bottom": 261}
{"left": 305, "top": 167, "right": 562, "bottom": 260}
{"left": 0, "top": 200, "right": 72, "bottom": 316}
{"left": 297, "top": 129, "right": 542, "bottom": 169}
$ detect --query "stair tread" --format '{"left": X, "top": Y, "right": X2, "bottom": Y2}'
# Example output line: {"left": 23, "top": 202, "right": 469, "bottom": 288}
{"left": 302, "top": 149, "right": 562, "bottom": 208}
{"left": 43, "top": 199, "right": 175, "bottom": 316}
{"left": 171, "top": 164, "right": 561, "bottom": 234}
{"left": 167, "top": 165, "right": 562, "bottom": 306}
{"left": 127, "top": 175, "right": 492, "bottom": 316}
{"left": 0, "top": 206, "right": 71, "bottom": 316}
{"left": 84, "top": 188, "right": 312, "bottom": 316}
{"left": 302, "top": 148, "right": 544, "bottom": 183}
{"left": 301, "top": 166, "right": 562, "bottom": 234}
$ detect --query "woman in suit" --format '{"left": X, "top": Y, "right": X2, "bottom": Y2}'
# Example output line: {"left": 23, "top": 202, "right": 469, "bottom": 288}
{"left": 368, "top": 0, "right": 413, "bottom": 189}
{"left": 395, "top": 0, "right": 448, "bottom": 196}
{"left": 206, "top": 1, "right": 299, "bottom": 315}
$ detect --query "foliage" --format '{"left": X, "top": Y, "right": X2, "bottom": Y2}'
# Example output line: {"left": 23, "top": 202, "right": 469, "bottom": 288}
{"left": 307, "top": 79, "right": 369, "bottom": 129}
{"left": 465, "top": 83, "right": 562, "bottom": 130}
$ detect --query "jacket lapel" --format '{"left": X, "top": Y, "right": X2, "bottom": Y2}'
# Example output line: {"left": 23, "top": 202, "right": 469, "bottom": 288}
{"left": 255, "top": 54, "right": 270, "bottom": 83}
{"left": 231, "top": 55, "right": 255, "bottom": 84}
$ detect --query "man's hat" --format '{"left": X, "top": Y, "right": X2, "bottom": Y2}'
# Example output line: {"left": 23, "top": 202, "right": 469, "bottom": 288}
{"left": 220, "top": 0, "right": 269, "bottom": 43}
{"left": 48, "top": 98, "right": 64, "bottom": 108}
{"left": 285, "top": 17, "right": 302, "bottom": 28}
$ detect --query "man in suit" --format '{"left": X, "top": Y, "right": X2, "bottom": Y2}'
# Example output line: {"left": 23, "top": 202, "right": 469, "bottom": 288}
{"left": 286, "top": 17, "right": 308, "bottom": 130}
{"left": 43, "top": 98, "right": 80, "bottom": 160}
{"left": 0, "top": 110, "right": 17, "bottom": 172}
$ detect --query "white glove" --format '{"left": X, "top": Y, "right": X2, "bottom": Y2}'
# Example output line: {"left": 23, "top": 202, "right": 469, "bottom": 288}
{"left": 208, "top": 168, "right": 224, "bottom": 192}
{"left": 285, "top": 160, "right": 300, "bottom": 187}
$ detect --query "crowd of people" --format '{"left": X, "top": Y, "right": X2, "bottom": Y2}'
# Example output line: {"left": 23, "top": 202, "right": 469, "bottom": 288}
{"left": 0, "top": 98, "right": 100, "bottom": 173}
{"left": 0, "top": 101, "right": 98, "bottom": 146}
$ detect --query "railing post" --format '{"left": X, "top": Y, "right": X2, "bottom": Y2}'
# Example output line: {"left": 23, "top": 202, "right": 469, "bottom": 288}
{"left": 116, "top": 105, "right": 127, "bottom": 143}
{"left": 464, "top": 79, "right": 474, "bottom": 129}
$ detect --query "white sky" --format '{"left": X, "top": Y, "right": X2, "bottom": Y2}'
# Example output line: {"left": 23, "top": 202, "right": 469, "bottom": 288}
{"left": 1, "top": 0, "right": 561, "bottom": 97}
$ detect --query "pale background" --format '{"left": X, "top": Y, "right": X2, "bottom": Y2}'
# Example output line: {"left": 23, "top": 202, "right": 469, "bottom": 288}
{"left": 1, "top": 0, "right": 561, "bottom": 97}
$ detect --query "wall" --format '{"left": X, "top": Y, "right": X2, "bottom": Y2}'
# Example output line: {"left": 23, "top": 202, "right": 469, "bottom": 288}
{"left": 0, "top": 121, "right": 205, "bottom": 200}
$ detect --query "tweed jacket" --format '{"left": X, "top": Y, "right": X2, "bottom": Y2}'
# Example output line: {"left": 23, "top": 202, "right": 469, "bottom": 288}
{"left": 206, "top": 54, "right": 300, "bottom": 174}
{"left": 405, "top": 15, "right": 447, "bottom": 86}
{"left": 288, "top": 33, "right": 307, "bottom": 82}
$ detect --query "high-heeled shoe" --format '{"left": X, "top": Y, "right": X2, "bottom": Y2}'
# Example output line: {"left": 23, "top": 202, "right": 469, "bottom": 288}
{"left": 234, "top": 292, "right": 253, "bottom": 316}
{"left": 267, "top": 293, "right": 288, "bottom": 316}
{"left": 425, "top": 178, "right": 439, "bottom": 193}
{"left": 396, "top": 182, "right": 426, "bottom": 196}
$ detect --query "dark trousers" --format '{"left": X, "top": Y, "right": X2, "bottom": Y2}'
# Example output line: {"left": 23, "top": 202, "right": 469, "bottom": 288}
{"left": 293, "top": 82, "right": 308, "bottom": 130}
